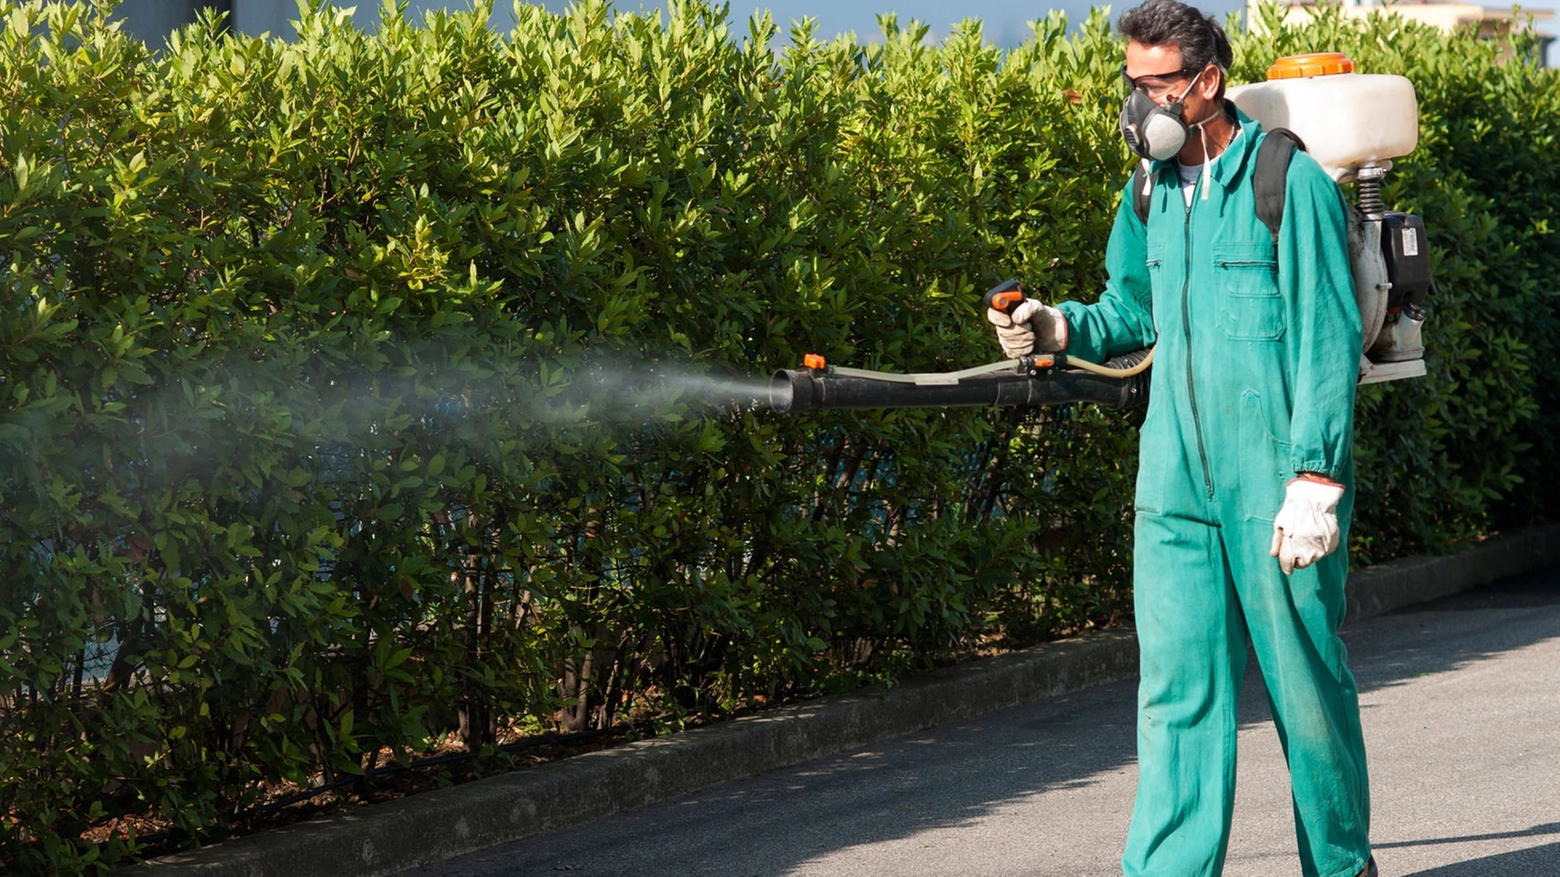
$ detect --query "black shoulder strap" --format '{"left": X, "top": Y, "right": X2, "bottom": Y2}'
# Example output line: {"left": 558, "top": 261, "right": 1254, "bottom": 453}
{"left": 1254, "top": 127, "right": 1305, "bottom": 243}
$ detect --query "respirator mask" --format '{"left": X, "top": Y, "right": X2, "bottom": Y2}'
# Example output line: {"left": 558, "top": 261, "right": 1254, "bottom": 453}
{"left": 1118, "top": 67, "right": 1208, "bottom": 162}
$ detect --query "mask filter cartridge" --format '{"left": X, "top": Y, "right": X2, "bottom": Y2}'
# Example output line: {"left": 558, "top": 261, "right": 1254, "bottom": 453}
{"left": 1119, "top": 91, "right": 1192, "bottom": 161}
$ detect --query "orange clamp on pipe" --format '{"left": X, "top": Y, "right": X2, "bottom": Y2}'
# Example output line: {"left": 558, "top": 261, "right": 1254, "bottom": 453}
{"left": 803, "top": 353, "right": 827, "bottom": 370}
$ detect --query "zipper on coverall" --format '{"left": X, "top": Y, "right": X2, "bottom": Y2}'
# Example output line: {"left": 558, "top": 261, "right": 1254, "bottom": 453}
{"left": 1181, "top": 202, "right": 1215, "bottom": 500}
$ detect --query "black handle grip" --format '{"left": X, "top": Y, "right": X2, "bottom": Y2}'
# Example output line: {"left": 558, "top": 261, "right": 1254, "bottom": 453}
{"left": 983, "top": 279, "right": 1026, "bottom": 315}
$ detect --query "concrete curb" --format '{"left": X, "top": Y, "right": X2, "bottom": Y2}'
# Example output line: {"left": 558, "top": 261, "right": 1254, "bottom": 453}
{"left": 1345, "top": 523, "right": 1560, "bottom": 620}
{"left": 138, "top": 522, "right": 1560, "bottom": 876}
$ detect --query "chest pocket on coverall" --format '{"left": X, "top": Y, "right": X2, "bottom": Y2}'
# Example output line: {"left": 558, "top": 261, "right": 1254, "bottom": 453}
{"left": 1214, "top": 242, "right": 1284, "bottom": 341}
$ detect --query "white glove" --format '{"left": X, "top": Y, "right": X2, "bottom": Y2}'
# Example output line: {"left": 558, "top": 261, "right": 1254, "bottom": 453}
{"left": 1269, "top": 477, "right": 1345, "bottom": 575}
{"left": 986, "top": 298, "right": 1068, "bottom": 359}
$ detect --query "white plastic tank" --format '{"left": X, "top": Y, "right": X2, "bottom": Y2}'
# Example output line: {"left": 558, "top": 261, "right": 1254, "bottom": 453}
{"left": 1227, "top": 53, "right": 1418, "bottom": 180}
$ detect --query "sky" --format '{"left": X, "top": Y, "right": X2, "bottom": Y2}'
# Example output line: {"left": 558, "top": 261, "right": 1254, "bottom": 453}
{"left": 327, "top": 0, "right": 1557, "bottom": 65}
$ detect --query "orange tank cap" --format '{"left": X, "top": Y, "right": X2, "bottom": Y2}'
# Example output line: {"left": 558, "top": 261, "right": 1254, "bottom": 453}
{"left": 803, "top": 353, "right": 827, "bottom": 370}
{"left": 1267, "top": 52, "right": 1356, "bottom": 80}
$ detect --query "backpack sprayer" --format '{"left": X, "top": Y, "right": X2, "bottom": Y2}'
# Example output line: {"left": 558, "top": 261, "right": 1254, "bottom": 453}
{"left": 1230, "top": 52, "right": 1431, "bottom": 384}
{"left": 771, "top": 53, "right": 1431, "bottom": 415}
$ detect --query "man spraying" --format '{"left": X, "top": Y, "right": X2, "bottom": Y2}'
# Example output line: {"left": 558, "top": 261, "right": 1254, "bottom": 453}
{"left": 989, "top": 2, "right": 1377, "bottom": 875}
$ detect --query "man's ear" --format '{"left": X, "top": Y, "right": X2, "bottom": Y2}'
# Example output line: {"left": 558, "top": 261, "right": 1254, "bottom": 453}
{"left": 1198, "top": 66, "right": 1223, "bottom": 101}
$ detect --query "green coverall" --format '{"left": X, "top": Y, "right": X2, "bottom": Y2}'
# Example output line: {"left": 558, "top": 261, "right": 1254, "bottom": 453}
{"left": 1056, "top": 107, "right": 1371, "bottom": 877}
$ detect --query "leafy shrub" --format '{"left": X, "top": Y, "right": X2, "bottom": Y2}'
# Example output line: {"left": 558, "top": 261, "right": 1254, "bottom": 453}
{"left": 0, "top": 0, "right": 1554, "bottom": 869}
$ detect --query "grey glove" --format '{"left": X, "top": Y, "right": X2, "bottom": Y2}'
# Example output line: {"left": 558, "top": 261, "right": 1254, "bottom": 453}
{"left": 986, "top": 298, "right": 1068, "bottom": 359}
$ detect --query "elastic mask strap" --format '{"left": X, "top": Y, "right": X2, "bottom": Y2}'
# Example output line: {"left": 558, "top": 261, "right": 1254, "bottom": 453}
{"left": 1173, "top": 67, "right": 1205, "bottom": 112}
{"left": 1200, "top": 125, "right": 1212, "bottom": 201}
{"left": 1176, "top": 66, "right": 1217, "bottom": 202}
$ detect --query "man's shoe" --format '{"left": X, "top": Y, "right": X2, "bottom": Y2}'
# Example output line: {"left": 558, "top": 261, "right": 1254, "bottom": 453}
{"left": 1357, "top": 856, "right": 1378, "bottom": 877}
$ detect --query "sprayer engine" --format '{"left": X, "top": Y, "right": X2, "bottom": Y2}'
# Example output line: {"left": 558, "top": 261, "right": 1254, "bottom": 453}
{"left": 1347, "top": 167, "right": 1432, "bottom": 382}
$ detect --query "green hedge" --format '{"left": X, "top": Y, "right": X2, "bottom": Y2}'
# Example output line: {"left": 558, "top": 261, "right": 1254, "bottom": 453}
{"left": 0, "top": 0, "right": 1555, "bottom": 869}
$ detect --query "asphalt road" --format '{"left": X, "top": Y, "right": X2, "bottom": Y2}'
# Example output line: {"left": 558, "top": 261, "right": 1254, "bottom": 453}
{"left": 395, "top": 569, "right": 1560, "bottom": 877}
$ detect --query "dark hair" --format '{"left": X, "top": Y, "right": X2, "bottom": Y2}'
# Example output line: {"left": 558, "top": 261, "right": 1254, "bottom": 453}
{"left": 1118, "top": 0, "right": 1234, "bottom": 98}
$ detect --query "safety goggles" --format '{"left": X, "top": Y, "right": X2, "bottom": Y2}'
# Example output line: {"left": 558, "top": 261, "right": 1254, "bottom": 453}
{"left": 1120, "top": 64, "right": 1202, "bottom": 101}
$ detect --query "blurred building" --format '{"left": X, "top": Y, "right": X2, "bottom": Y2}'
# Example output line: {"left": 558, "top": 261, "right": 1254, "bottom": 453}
{"left": 1249, "top": 0, "right": 1554, "bottom": 65}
